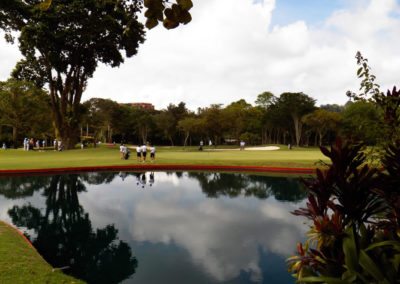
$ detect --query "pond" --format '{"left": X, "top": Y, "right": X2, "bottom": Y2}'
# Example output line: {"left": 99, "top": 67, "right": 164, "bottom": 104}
{"left": 0, "top": 171, "right": 309, "bottom": 284}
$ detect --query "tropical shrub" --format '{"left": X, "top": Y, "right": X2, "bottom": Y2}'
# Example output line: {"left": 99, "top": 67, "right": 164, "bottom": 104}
{"left": 287, "top": 139, "right": 400, "bottom": 283}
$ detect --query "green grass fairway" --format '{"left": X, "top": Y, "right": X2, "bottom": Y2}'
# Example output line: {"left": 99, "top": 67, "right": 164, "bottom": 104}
{"left": 0, "top": 222, "right": 83, "bottom": 284}
{"left": 0, "top": 144, "right": 328, "bottom": 171}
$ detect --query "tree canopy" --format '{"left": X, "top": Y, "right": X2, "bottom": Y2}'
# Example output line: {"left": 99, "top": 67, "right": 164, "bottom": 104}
{"left": 0, "top": 79, "right": 52, "bottom": 147}
{"left": 0, "top": 0, "right": 192, "bottom": 149}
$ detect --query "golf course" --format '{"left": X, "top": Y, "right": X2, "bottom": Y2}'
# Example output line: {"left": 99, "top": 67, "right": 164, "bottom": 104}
{"left": 0, "top": 144, "right": 328, "bottom": 173}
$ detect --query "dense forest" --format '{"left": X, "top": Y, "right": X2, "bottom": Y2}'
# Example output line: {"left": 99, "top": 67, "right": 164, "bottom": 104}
{"left": 0, "top": 80, "right": 383, "bottom": 148}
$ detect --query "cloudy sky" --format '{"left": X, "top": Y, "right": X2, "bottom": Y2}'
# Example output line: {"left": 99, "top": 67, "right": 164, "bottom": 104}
{"left": 1, "top": 0, "right": 400, "bottom": 110}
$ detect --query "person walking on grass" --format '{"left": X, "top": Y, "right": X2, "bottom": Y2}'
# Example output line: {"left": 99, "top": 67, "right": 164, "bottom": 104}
{"left": 136, "top": 145, "right": 142, "bottom": 162}
{"left": 150, "top": 144, "right": 156, "bottom": 162}
{"left": 141, "top": 143, "right": 147, "bottom": 162}
{"left": 120, "top": 144, "right": 125, "bottom": 159}
{"left": 23, "top": 138, "right": 27, "bottom": 151}
{"left": 240, "top": 140, "right": 245, "bottom": 151}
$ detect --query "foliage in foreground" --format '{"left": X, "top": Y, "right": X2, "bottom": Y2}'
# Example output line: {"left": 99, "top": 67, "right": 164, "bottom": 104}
{"left": 287, "top": 139, "right": 400, "bottom": 283}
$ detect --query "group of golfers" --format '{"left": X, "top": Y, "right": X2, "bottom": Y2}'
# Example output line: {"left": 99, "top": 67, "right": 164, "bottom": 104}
{"left": 120, "top": 143, "right": 156, "bottom": 162}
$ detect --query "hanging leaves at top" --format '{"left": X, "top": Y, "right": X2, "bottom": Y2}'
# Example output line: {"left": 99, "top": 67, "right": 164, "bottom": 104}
{"left": 143, "top": 0, "right": 193, "bottom": 29}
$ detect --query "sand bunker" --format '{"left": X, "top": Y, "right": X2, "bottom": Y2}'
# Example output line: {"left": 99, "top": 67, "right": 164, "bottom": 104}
{"left": 244, "top": 146, "right": 280, "bottom": 151}
{"left": 209, "top": 146, "right": 280, "bottom": 151}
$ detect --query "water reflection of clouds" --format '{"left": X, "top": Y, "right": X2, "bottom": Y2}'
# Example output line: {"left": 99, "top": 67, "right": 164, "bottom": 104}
{"left": 79, "top": 172, "right": 306, "bottom": 283}
{"left": 0, "top": 191, "right": 46, "bottom": 222}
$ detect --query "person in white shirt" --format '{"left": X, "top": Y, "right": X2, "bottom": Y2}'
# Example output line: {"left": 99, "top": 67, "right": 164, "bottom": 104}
{"left": 23, "top": 138, "right": 28, "bottom": 151}
{"left": 141, "top": 144, "right": 147, "bottom": 162}
{"left": 150, "top": 145, "right": 156, "bottom": 162}
{"left": 240, "top": 140, "right": 245, "bottom": 151}
{"left": 119, "top": 144, "right": 125, "bottom": 159}
{"left": 136, "top": 145, "right": 142, "bottom": 162}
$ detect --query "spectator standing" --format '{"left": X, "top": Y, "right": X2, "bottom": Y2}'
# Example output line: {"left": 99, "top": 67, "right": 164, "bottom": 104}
{"left": 240, "top": 140, "right": 245, "bottom": 151}
{"left": 119, "top": 144, "right": 125, "bottom": 159}
{"left": 23, "top": 138, "right": 28, "bottom": 151}
{"left": 136, "top": 145, "right": 142, "bottom": 162}
{"left": 141, "top": 144, "right": 147, "bottom": 162}
{"left": 58, "top": 140, "right": 63, "bottom": 151}
{"left": 150, "top": 145, "right": 156, "bottom": 162}
{"left": 29, "top": 138, "right": 34, "bottom": 150}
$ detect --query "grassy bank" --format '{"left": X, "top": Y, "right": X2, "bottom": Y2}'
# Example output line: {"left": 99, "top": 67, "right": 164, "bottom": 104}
{"left": 0, "top": 221, "right": 84, "bottom": 284}
{"left": 0, "top": 144, "right": 328, "bottom": 171}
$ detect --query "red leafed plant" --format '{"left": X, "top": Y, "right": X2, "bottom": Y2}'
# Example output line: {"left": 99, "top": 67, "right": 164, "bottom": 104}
{"left": 288, "top": 139, "right": 400, "bottom": 283}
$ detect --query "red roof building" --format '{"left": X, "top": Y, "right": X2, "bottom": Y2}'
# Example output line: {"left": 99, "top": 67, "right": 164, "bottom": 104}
{"left": 129, "top": 103, "right": 155, "bottom": 110}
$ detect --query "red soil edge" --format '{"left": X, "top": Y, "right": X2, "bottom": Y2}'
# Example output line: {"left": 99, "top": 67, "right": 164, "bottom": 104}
{"left": 0, "top": 164, "right": 316, "bottom": 176}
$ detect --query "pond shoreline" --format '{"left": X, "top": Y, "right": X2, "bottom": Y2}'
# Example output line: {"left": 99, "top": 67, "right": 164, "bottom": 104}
{"left": 0, "top": 164, "right": 316, "bottom": 176}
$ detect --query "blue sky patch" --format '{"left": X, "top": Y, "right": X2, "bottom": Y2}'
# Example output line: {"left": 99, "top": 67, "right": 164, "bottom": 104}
{"left": 269, "top": 0, "right": 345, "bottom": 26}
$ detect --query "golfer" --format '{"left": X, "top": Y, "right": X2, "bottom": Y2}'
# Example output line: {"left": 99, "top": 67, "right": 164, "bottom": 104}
{"left": 136, "top": 145, "right": 142, "bottom": 162}
{"left": 150, "top": 145, "right": 156, "bottom": 162}
{"left": 141, "top": 144, "right": 147, "bottom": 162}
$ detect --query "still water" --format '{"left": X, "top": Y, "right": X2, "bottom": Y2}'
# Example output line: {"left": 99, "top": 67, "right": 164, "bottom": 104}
{"left": 0, "top": 172, "right": 308, "bottom": 284}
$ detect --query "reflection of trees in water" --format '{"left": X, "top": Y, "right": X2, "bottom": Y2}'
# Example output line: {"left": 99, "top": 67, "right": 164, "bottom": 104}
{"left": 0, "top": 175, "right": 51, "bottom": 199}
{"left": 6, "top": 174, "right": 137, "bottom": 284}
{"left": 80, "top": 172, "right": 119, "bottom": 185}
{"left": 188, "top": 172, "right": 307, "bottom": 202}
{"left": 0, "top": 172, "right": 121, "bottom": 199}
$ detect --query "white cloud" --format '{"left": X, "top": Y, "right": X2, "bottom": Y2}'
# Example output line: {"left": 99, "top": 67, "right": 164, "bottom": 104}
{"left": 78, "top": 172, "right": 307, "bottom": 283}
{"left": 0, "top": 0, "right": 399, "bottom": 110}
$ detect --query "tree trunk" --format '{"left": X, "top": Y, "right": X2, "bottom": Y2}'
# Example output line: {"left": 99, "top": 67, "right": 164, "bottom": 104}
{"left": 12, "top": 126, "right": 18, "bottom": 149}
{"left": 47, "top": 64, "right": 86, "bottom": 150}
{"left": 183, "top": 132, "right": 190, "bottom": 147}
{"left": 318, "top": 131, "right": 323, "bottom": 146}
{"left": 169, "top": 136, "right": 174, "bottom": 146}
{"left": 293, "top": 115, "right": 302, "bottom": 147}
{"left": 59, "top": 124, "right": 80, "bottom": 149}
{"left": 276, "top": 129, "right": 281, "bottom": 144}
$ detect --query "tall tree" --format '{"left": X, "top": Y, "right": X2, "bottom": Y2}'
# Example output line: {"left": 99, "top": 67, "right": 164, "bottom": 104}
{"left": 275, "top": 92, "right": 316, "bottom": 146}
{"left": 154, "top": 102, "right": 189, "bottom": 145}
{"left": 199, "top": 104, "right": 224, "bottom": 145}
{"left": 222, "top": 99, "right": 252, "bottom": 141}
{"left": 0, "top": 0, "right": 193, "bottom": 149}
{"left": 255, "top": 92, "right": 277, "bottom": 144}
{"left": 177, "top": 116, "right": 202, "bottom": 147}
{"left": 341, "top": 101, "right": 383, "bottom": 145}
{"left": 82, "top": 98, "right": 121, "bottom": 143}
{"left": 0, "top": 79, "right": 52, "bottom": 147}
{"left": 255, "top": 91, "right": 276, "bottom": 109}
{"left": 302, "top": 109, "right": 341, "bottom": 146}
